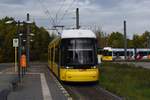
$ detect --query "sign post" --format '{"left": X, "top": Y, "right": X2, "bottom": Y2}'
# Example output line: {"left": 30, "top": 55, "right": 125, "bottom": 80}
{"left": 13, "top": 38, "right": 19, "bottom": 72}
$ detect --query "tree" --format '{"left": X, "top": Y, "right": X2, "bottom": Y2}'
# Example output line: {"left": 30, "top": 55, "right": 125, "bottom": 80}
{"left": 132, "top": 34, "right": 143, "bottom": 48}
{"left": 0, "top": 17, "right": 16, "bottom": 62}
{"left": 141, "top": 31, "right": 150, "bottom": 48}
{"left": 127, "top": 39, "right": 134, "bottom": 48}
{"left": 0, "top": 17, "right": 54, "bottom": 62}
{"left": 108, "top": 32, "right": 124, "bottom": 48}
{"left": 95, "top": 29, "right": 109, "bottom": 48}
{"left": 30, "top": 24, "right": 53, "bottom": 61}
{"left": 132, "top": 31, "right": 150, "bottom": 48}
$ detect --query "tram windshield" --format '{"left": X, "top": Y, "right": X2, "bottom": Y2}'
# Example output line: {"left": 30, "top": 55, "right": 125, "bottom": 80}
{"left": 103, "top": 50, "right": 112, "bottom": 56}
{"left": 61, "top": 38, "right": 97, "bottom": 66}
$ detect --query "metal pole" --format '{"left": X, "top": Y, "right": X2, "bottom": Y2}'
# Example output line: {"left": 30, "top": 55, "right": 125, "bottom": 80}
{"left": 17, "top": 21, "right": 21, "bottom": 81}
{"left": 76, "top": 8, "right": 79, "bottom": 29}
{"left": 124, "top": 20, "right": 127, "bottom": 60}
{"left": 26, "top": 13, "right": 30, "bottom": 67}
{"left": 15, "top": 47, "right": 17, "bottom": 72}
{"left": 147, "top": 37, "right": 149, "bottom": 56}
{"left": 147, "top": 35, "right": 150, "bottom": 59}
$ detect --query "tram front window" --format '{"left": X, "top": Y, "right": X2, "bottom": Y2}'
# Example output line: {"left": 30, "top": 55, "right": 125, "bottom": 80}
{"left": 61, "top": 38, "right": 97, "bottom": 66}
{"left": 103, "top": 50, "right": 112, "bottom": 56}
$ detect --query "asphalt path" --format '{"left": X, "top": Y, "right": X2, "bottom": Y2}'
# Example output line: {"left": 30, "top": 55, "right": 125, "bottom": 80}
{"left": 0, "top": 63, "right": 13, "bottom": 71}
{"left": 114, "top": 62, "right": 150, "bottom": 69}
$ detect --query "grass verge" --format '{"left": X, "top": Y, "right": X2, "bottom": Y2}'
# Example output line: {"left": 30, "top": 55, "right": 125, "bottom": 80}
{"left": 99, "top": 62, "right": 150, "bottom": 100}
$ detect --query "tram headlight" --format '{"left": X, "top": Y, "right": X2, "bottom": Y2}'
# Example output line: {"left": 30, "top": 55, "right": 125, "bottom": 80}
{"left": 91, "top": 66, "right": 97, "bottom": 69}
{"left": 66, "top": 66, "right": 69, "bottom": 69}
{"left": 65, "top": 66, "right": 73, "bottom": 69}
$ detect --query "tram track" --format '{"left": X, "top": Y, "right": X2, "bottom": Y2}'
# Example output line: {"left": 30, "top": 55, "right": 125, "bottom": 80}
{"left": 47, "top": 65, "right": 123, "bottom": 100}
{"left": 63, "top": 83, "right": 122, "bottom": 100}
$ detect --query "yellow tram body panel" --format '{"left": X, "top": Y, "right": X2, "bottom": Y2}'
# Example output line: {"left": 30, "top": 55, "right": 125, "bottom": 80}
{"left": 102, "top": 56, "right": 113, "bottom": 61}
{"left": 60, "top": 68, "right": 99, "bottom": 82}
{"left": 52, "top": 63, "right": 59, "bottom": 77}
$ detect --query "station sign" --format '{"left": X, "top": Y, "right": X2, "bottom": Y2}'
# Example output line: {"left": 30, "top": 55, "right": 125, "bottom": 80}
{"left": 13, "top": 38, "right": 19, "bottom": 47}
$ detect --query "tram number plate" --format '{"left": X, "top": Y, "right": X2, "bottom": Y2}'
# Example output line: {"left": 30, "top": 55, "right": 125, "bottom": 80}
{"left": 79, "top": 69, "right": 86, "bottom": 71}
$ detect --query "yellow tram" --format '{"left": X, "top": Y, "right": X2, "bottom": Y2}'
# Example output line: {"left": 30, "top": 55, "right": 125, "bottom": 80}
{"left": 101, "top": 47, "right": 113, "bottom": 61}
{"left": 48, "top": 29, "right": 99, "bottom": 82}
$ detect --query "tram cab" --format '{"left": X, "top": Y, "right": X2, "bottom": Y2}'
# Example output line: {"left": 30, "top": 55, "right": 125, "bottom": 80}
{"left": 48, "top": 29, "right": 99, "bottom": 82}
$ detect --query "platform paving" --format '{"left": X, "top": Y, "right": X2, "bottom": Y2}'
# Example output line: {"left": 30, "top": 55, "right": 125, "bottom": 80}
{"left": 0, "top": 62, "right": 67, "bottom": 100}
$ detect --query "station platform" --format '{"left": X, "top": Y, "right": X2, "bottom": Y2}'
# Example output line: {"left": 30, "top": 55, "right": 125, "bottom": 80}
{"left": 0, "top": 62, "right": 68, "bottom": 100}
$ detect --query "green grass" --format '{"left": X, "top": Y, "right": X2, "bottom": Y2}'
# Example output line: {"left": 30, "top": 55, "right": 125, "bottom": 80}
{"left": 99, "top": 62, "right": 150, "bottom": 100}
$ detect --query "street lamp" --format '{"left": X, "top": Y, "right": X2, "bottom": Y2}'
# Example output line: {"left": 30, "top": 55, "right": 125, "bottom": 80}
{"left": 6, "top": 18, "right": 34, "bottom": 70}
{"left": 26, "top": 19, "right": 32, "bottom": 68}
{"left": 6, "top": 20, "right": 30, "bottom": 79}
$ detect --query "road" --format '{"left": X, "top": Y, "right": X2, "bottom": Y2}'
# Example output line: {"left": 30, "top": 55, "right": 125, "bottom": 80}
{"left": 0, "top": 63, "right": 13, "bottom": 71}
{"left": 114, "top": 62, "right": 150, "bottom": 69}
{"left": 129, "top": 62, "right": 150, "bottom": 69}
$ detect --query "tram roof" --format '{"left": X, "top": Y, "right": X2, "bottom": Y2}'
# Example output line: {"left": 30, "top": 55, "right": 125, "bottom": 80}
{"left": 103, "top": 47, "right": 112, "bottom": 51}
{"left": 61, "top": 29, "right": 96, "bottom": 39}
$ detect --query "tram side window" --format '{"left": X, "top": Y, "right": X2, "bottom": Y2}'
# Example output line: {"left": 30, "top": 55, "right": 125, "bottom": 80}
{"left": 48, "top": 47, "right": 50, "bottom": 60}
{"left": 51, "top": 48, "right": 53, "bottom": 61}
{"left": 55, "top": 46, "right": 59, "bottom": 64}
{"left": 139, "top": 51, "right": 149, "bottom": 56}
{"left": 49, "top": 47, "right": 51, "bottom": 60}
{"left": 115, "top": 51, "right": 133, "bottom": 56}
{"left": 127, "top": 51, "right": 133, "bottom": 56}
{"left": 119, "top": 51, "right": 124, "bottom": 56}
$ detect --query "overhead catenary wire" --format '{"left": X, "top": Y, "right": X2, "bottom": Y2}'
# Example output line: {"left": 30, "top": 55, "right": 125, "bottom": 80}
{"left": 55, "top": 0, "right": 66, "bottom": 24}
{"left": 37, "top": 0, "right": 77, "bottom": 31}
{"left": 38, "top": 0, "right": 56, "bottom": 26}
{"left": 57, "top": 0, "right": 77, "bottom": 25}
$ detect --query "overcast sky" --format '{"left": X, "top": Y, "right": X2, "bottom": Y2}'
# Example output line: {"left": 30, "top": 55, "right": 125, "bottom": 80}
{"left": 0, "top": 0, "right": 150, "bottom": 38}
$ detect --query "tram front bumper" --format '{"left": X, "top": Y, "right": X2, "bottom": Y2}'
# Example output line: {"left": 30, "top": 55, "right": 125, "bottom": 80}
{"left": 61, "top": 69, "right": 99, "bottom": 82}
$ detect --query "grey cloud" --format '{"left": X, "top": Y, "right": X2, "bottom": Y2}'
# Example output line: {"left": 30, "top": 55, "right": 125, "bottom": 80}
{"left": 0, "top": 0, "right": 25, "bottom": 5}
{"left": 0, "top": 0, "right": 150, "bottom": 38}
